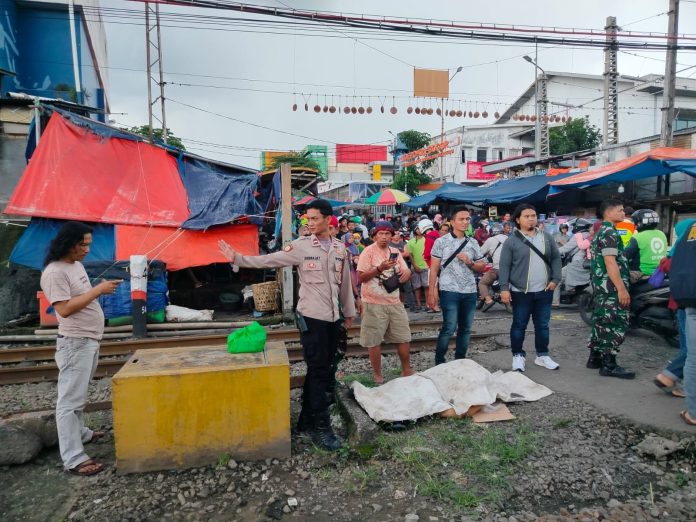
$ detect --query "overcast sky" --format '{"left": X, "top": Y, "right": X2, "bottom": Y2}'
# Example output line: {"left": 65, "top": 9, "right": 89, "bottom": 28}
{"left": 101, "top": 0, "right": 696, "bottom": 169}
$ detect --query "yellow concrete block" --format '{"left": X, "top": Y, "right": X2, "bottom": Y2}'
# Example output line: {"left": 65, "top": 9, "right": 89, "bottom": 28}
{"left": 112, "top": 341, "right": 290, "bottom": 473}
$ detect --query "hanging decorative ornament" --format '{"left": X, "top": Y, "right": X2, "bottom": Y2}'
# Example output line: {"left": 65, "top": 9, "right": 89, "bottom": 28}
{"left": 457, "top": 100, "right": 463, "bottom": 117}
{"left": 323, "top": 94, "right": 328, "bottom": 113}
{"left": 451, "top": 110, "right": 457, "bottom": 117}
{"left": 436, "top": 108, "right": 442, "bottom": 116}
{"left": 366, "top": 97, "right": 373, "bottom": 114}
{"left": 343, "top": 105, "right": 350, "bottom": 114}
{"left": 302, "top": 93, "right": 310, "bottom": 112}
{"left": 494, "top": 111, "right": 500, "bottom": 119}
{"left": 566, "top": 115, "right": 572, "bottom": 122}
{"left": 415, "top": 107, "right": 421, "bottom": 114}
{"left": 531, "top": 115, "right": 536, "bottom": 122}
{"left": 292, "top": 93, "right": 298, "bottom": 112}
{"left": 561, "top": 116, "right": 566, "bottom": 123}
{"left": 358, "top": 106, "right": 365, "bottom": 114}
{"left": 407, "top": 107, "right": 413, "bottom": 114}
{"left": 512, "top": 114, "right": 518, "bottom": 121}
{"left": 473, "top": 102, "right": 480, "bottom": 118}
{"left": 482, "top": 110, "right": 488, "bottom": 118}
{"left": 292, "top": 103, "right": 298, "bottom": 112}
{"left": 314, "top": 94, "right": 321, "bottom": 113}
{"left": 390, "top": 97, "right": 398, "bottom": 114}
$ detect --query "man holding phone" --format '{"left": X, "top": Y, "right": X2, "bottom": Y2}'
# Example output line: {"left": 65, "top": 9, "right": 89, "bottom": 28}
{"left": 40, "top": 221, "right": 121, "bottom": 476}
{"left": 357, "top": 221, "right": 413, "bottom": 384}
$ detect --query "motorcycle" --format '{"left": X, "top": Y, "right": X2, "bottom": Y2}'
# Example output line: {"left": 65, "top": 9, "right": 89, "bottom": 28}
{"left": 578, "top": 277, "right": 679, "bottom": 347}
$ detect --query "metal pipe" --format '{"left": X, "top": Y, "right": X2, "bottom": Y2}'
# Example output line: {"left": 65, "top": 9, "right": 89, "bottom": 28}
{"left": 67, "top": 0, "right": 82, "bottom": 102}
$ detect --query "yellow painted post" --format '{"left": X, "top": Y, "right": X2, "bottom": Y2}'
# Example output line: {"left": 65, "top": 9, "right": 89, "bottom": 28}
{"left": 112, "top": 342, "right": 290, "bottom": 473}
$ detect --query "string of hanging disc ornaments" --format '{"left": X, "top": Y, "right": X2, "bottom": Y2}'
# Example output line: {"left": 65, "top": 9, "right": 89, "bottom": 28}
{"left": 290, "top": 93, "right": 573, "bottom": 122}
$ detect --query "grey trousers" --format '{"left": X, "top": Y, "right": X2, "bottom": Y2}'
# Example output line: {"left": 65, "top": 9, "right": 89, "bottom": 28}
{"left": 55, "top": 336, "right": 100, "bottom": 470}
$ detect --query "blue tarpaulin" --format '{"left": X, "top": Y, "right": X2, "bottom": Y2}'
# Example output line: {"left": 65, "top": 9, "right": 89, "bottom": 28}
{"left": 662, "top": 159, "right": 696, "bottom": 177}
{"left": 10, "top": 218, "right": 115, "bottom": 270}
{"left": 404, "top": 183, "right": 478, "bottom": 208}
{"left": 439, "top": 173, "right": 574, "bottom": 205}
{"left": 178, "top": 157, "right": 263, "bottom": 229}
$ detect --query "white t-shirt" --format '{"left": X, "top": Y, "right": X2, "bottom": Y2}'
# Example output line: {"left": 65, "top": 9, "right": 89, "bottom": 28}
{"left": 40, "top": 261, "right": 105, "bottom": 340}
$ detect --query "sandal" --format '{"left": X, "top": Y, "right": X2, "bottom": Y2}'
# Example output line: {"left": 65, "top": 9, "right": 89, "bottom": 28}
{"left": 654, "top": 376, "right": 684, "bottom": 397}
{"left": 679, "top": 410, "right": 696, "bottom": 427}
{"left": 88, "top": 431, "right": 106, "bottom": 443}
{"left": 67, "top": 459, "right": 105, "bottom": 476}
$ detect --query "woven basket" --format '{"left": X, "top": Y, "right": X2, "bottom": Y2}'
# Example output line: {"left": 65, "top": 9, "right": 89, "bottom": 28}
{"left": 251, "top": 281, "right": 280, "bottom": 312}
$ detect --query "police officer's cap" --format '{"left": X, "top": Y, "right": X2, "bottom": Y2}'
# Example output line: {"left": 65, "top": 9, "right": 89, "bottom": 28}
{"left": 305, "top": 198, "right": 333, "bottom": 216}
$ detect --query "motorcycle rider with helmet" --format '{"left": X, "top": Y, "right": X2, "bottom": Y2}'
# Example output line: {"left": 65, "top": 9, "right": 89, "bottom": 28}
{"left": 625, "top": 209, "right": 668, "bottom": 284}
{"left": 479, "top": 223, "right": 509, "bottom": 310}
{"left": 552, "top": 219, "right": 593, "bottom": 306}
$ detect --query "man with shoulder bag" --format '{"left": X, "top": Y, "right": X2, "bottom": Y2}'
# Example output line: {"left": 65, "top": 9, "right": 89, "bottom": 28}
{"left": 499, "top": 204, "right": 562, "bottom": 372}
{"left": 357, "top": 221, "right": 414, "bottom": 385}
{"left": 428, "top": 207, "right": 487, "bottom": 365}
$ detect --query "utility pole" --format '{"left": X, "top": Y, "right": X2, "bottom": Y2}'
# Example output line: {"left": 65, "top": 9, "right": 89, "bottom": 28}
{"left": 661, "top": 0, "right": 679, "bottom": 147}
{"left": 523, "top": 52, "right": 548, "bottom": 159}
{"left": 603, "top": 16, "right": 619, "bottom": 146}
{"left": 145, "top": 2, "right": 168, "bottom": 142}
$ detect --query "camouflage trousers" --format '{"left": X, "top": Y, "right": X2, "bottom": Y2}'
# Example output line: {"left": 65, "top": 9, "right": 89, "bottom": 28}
{"left": 588, "top": 293, "right": 629, "bottom": 355}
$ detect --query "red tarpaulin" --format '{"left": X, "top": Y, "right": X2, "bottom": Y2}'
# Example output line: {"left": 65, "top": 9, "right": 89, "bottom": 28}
{"left": 116, "top": 224, "right": 259, "bottom": 271}
{"left": 4, "top": 112, "right": 190, "bottom": 226}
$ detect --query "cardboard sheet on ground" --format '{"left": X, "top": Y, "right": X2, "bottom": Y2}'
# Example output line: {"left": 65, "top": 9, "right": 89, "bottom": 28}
{"left": 350, "top": 359, "right": 552, "bottom": 423}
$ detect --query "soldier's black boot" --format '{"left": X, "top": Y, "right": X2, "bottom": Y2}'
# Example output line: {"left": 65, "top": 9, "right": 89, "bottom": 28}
{"left": 296, "top": 409, "right": 313, "bottom": 433}
{"left": 599, "top": 353, "right": 635, "bottom": 379}
{"left": 586, "top": 350, "right": 602, "bottom": 369}
{"left": 310, "top": 412, "right": 343, "bottom": 451}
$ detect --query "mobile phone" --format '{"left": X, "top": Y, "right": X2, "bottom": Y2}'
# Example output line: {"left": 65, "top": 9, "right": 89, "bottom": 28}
{"left": 389, "top": 252, "right": 398, "bottom": 261}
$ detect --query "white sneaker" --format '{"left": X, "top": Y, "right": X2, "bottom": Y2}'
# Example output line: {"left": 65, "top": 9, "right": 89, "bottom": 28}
{"left": 512, "top": 354, "right": 526, "bottom": 372}
{"left": 534, "top": 355, "right": 560, "bottom": 370}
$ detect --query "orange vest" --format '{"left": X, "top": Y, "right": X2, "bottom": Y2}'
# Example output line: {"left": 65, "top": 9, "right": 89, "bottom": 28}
{"left": 615, "top": 219, "right": 635, "bottom": 247}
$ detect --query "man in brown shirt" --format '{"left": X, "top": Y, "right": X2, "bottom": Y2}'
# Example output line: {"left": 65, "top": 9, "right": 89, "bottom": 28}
{"left": 40, "top": 221, "right": 121, "bottom": 476}
{"left": 220, "top": 199, "right": 356, "bottom": 450}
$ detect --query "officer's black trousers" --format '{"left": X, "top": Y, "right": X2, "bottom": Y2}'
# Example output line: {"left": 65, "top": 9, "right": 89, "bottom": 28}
{"left": 299, "top": 316, "right": 339, "bottom": 417}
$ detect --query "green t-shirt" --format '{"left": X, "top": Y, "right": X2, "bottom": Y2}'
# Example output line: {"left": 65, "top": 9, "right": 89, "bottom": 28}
{"left": 407, "top": 237, "right": 428, "bottom": 270}
{"left": 634, "top": 229, "right": 668, "bottom": 276}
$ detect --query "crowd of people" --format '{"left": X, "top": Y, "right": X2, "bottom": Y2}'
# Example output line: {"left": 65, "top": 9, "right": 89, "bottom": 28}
{"left": 40, "top": 199, "right": 696, "bottom": 476}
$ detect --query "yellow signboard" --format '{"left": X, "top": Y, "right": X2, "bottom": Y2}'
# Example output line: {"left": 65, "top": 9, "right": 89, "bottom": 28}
{"left": 372, "top": 164, "right": 382, "bottom": 181}
{"left": 414, "top": 68, "right": 449, "bottom": 98}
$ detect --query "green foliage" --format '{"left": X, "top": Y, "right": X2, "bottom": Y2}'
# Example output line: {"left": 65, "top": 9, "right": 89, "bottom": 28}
{"left": 270, "top": 152, "right": 321, "bottom": 171}
{"left": 376, "top": 418, "right": 539, "bottom": 508}
{"left": 392, "top": 167, "right": 432, "bottom": 196}
{"left": 549, "top": 117, "right": 602, "bottom": 155}
{"left": 392, "top": 130, "right": 434, "bottom": 195}
{"left": 129, "top": 125, "right": 186, "bottom": 150}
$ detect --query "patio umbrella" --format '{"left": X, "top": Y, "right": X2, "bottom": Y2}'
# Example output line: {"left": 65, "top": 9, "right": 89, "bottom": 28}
{"left": 364, "top": 188, "right": 411, "bottom": 205}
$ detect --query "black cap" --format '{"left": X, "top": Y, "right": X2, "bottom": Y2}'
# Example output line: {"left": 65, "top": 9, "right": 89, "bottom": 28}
{"left": 305, "top": 198, "right": 333, "bottom": 216}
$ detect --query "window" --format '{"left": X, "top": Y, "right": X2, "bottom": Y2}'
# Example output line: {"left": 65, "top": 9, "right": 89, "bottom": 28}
{"left": 494, "top": 148, "right": 504, "bottom": 161}
{"left": 476, "top": 149, "right": 487, "bottom": 162}
{"left": 460, "top": 148, "right": 466, "bottom": 164}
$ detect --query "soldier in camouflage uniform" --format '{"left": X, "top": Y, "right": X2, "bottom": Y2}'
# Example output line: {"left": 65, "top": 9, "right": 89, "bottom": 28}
{"left": 587, "top": 199, "right": 635, "bottom": 379}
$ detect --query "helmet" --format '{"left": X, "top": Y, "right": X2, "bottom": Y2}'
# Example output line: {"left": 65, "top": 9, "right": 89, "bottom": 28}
{"left": 417, "top": 218, "right": 434, "bottom": 233}
{"left": 350, "top": 216, "right": 362, "bottom": 224}
{"left": 572, "top": 218, "right": 593, "bottom": 234}
{"left": 490, "top": 223, "right": 504, "bottom": 236}
{"left": 632, "top": 209, "right": 659, "bottom": 231}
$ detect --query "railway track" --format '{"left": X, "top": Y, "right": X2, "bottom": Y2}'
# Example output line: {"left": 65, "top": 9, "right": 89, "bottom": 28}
{"left": 0, "top": 318, "right": 514, "bottom": 385}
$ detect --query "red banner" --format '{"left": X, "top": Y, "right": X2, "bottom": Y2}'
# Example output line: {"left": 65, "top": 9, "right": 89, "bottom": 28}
{"left": 466, "top": 161, "right": 497, "bottom": 180}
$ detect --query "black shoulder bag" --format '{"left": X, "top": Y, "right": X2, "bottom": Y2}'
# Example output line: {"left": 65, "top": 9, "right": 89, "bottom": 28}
{"left": 380, "top": 248, "right": 402, "bottom": 293}
{"left": 439, "top": 237, "right": 470, "bottom": 275}
{"left": 515, "top": 230, "right": 551, "bottom": 268}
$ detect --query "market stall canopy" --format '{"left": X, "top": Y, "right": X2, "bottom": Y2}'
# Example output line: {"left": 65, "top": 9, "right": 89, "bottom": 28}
{"left": 404, "top": 183, "right": 476, "bottom": 208}
{"left": 439, "top": 173, "right": 574, "bottom": 205}
{"left": 10, "top": 218, "right": 259, "bottom": 271}
{"left": 548, "top": 147, "right": 696, "bottom": 188}
{"left": 364, "top": 188, "right": 410, "bottom": 205}
{"left": 5, "top": 109, "right": 263, "bottom": 229}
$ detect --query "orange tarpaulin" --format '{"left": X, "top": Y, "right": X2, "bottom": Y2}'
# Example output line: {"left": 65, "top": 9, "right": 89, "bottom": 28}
{"left": 549, "top": 147, "right": 696, "bottom": 187}
{"left": 116, "top": 224, "right": 259, "bottom": 271}
{"left": 546, "top": 167, "right": 571, "bottom": 177}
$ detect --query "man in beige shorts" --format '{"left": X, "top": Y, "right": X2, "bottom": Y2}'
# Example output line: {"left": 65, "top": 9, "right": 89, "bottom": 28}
{"left": 357, "top": 221, "right": 414, "bottom": 384}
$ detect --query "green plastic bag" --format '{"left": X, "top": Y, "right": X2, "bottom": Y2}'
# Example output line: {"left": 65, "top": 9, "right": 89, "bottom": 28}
{"left": 227, "top": 321, "right": 266, "bottom": 354}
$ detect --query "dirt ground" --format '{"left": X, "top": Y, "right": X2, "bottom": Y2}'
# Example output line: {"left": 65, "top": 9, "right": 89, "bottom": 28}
{"left": 1, "top": 309, "right": 695, "bottom": 521}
